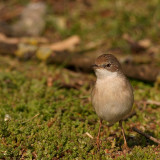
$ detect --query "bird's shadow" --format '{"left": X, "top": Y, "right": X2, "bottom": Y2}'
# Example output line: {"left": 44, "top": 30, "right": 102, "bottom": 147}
{"left": 100, "top": 125, "right": 159, "bottom": 150}
{"left": 117, "top": 130, "right": 159, "bottom": 149}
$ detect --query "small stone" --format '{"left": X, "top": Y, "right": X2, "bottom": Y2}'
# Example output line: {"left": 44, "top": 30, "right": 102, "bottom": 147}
{"left": 12, "top": 2, "right": 47, "bottom": 36}
{"left": 4, "top": 114, "right": 11, "bottom": 121}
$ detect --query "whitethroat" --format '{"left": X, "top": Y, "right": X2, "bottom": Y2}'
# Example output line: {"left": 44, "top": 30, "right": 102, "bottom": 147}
{"left": 91, "top": 54, "right": 134, "bottom": 150}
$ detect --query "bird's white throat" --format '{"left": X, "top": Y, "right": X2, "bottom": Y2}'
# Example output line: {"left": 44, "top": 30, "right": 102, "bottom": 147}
{"left": 95, "top": 68, "right": 117, "bottom": 80}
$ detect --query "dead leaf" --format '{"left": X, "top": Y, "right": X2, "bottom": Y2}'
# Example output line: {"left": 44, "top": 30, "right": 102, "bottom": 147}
{"left": 123, "top": 34, "right": 151, "bottom": 53}
{"left": 138, "top": 39, "right": 151, "bottom": 48}
{"left": 49, "top": 35, "right": 80, "bottom": 51}
{"left": 47, "top": 76, "right": 53, "bottom": 87}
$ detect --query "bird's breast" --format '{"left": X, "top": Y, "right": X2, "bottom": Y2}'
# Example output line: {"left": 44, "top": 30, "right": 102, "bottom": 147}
{"left": 91, "top": 76, "right": 134, "bottom": 124}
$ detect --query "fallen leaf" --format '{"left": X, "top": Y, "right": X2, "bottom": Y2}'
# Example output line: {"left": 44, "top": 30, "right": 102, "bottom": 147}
{"left": 49, "top": 35, "right": 80, "bottom": 51}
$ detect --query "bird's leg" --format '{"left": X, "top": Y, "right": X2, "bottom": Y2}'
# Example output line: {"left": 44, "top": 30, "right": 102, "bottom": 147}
{"left": 119, "top": 120, "right": 129, "bottom": 150}
{"left": 96, "top": 119, "right": 102, "bottom": 149}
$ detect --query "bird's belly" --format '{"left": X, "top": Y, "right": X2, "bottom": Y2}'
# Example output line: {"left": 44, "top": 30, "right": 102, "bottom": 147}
{"left": 92, "top": 79, "right": 133, "bottom": 124}
{"left": 95, "top": 100, "right": 132, "bottom": 124}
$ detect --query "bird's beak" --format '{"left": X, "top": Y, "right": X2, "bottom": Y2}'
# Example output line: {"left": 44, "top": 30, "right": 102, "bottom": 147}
{"left": 91, "top": 64, "right": 98, "bottom": 69}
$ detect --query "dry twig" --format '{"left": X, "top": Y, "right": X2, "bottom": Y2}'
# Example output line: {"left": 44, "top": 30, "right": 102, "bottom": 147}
{"left": 146, "top": 100, "right": 160, "bottom": 106}
{"left": 132, "top": 127, "right": 160, "bottom": 145}
{"left": 85, "top": 132, "right": 94, "bottom": 139}
{"left": 22, "top": 113, "right": 40, "bottom": 124}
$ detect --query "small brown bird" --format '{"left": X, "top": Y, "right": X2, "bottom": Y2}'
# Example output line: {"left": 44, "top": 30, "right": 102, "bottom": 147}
{"left": 91, "top": 54, "right": 134, "bottom": 150}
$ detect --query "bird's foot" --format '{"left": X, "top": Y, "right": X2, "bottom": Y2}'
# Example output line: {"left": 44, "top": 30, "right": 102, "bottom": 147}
{"left": 122, "top": 144, "right": 130, "bottom": 154}
{"left": 96, "top": 137, "right": 101, "bottom": 150}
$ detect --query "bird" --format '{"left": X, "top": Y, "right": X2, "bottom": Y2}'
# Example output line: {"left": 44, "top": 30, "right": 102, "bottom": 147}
{"left": 91, "top": 54, "right": 134, "bottom": 150}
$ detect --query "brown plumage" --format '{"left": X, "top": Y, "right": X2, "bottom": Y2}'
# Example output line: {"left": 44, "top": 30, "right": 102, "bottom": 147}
{"left": 93, "top": 54, "right": 122, "bottom": 73}
{"left": 91, "top": 54, "right": 134, "bottom": 150}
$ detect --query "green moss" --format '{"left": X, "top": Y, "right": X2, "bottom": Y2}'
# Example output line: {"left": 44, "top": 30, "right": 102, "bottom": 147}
{"left": 1, "top": 0, "right": 160, "bottom": 158}
{"left": 0, "top": 56, "right": 159, "bottom": 159}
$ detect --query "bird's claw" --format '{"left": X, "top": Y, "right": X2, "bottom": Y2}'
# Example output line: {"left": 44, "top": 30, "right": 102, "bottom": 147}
{"left": 96, "top": 137, "right": 101, "bottom": 150}
{"left": 122, "top": 144, "right": 130, "bottom": 154}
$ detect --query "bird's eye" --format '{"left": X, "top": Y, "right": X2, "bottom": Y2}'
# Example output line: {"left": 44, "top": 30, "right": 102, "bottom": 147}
{"left": 102, "top": 64, "right": 111, "bottom": 68}
{"left": 106, "top": 63, "right": 111, "bottom": 67}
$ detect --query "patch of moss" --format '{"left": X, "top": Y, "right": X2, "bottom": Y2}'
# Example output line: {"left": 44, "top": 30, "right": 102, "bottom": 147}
{"left": 0, "top": 56, "right": 160, "bottom": 159}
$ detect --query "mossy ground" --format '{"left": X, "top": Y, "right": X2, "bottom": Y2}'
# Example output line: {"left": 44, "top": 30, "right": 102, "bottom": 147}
{"left": 1, "top": 0, "right": 160, "bottom": 159}
{"left": 0, "top": 56, "right": 160, "bottom": 159}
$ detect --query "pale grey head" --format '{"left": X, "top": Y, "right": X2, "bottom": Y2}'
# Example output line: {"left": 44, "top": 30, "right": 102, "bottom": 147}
{"left": 92, "top": 54, "right": 124, "bottom": 79}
